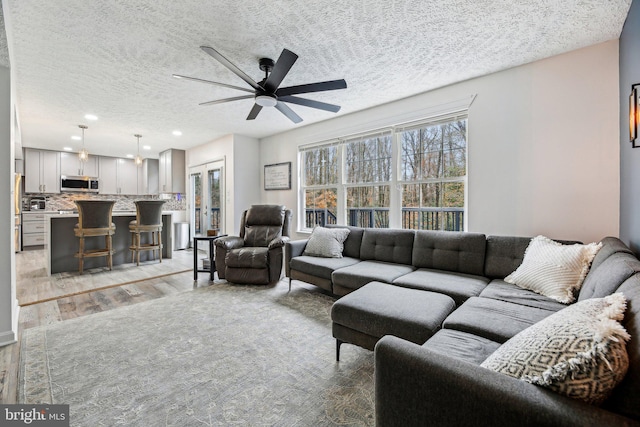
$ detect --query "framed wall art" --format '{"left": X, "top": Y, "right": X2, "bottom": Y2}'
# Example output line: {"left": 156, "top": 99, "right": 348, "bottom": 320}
{"left": 264, "top": 162, "right": 291, "bottom": 190}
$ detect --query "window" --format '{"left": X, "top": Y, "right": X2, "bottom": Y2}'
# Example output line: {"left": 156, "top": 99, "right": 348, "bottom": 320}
{"left": 399, "top": 119, "right": 466, "bottom": 231}
{"left": 300, "top": 113, "right": 467, "bottom": 231}
{"left": 302, "top": 145, "right": 338, "bottom": 228}
{"left": 345, "top": 132, "right": 392, "bottom": 228}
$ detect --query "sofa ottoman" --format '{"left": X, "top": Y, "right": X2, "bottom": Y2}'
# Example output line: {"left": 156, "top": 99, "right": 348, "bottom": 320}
{"left": 331, "top": 281, "right": 456, "bottom": 360}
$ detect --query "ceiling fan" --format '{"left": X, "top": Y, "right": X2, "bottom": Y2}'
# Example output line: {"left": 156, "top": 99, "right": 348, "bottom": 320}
{"left": 173, "top": 46, "right": 347, "bottom": 124}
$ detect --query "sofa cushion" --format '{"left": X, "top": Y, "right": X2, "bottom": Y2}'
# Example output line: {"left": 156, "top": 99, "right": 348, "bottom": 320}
{"left": 412, "top": 230, "right": 486, "bottom": 275}
{"left": 327, "top": 225, "right": 364, "bottom": 259}
{"left": 289, "top": 255, "right": 361, "bottom": 280}
{"left": 303, "top": 227, "right": 350, "bottom": 258}
{"left": 479, "top": 280, "right": 568, "bottom": 312}
{"left": 578, "top": 252, "right": 640, "bottom": 301}
{"left": 483, "top": 235, "right": 581, "bottom": 279}
{"left": 504, "top": 236, "right": 601, "bottom": 304}
{"left": 225, "top": 247, "right": 268, "bottom": 269}
{"left": 393, "top": 268, "right": 489, "bottom": 306}
{"left": 442, "top": 297, "right": 557, "bottom": 343}
{"left": 244, "top": 225, "right": 282, "bottom": 247}
{"left": 481, "top": 293, "right": 630, "bottom": 405}
{"left": 359, "top": 229, "right": 415, "bottom": 265}
{"left": 590, "top": 236, "right": 634, "bottom": 271}
{"left": 332, "top": 260, "right": 415, "bottom": 292}
{"left": 605, "top": 274, "right": 640, "bottom": 420}
{"left": 331, "top": 281, "right": 456, "bottom": 345}
{"left": 423, "top": 329, "right": 501, "bottom": 365}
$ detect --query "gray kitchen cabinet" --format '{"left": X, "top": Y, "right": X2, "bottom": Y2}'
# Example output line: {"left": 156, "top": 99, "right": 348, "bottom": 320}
{"left": 60, "top": 151, "right": 99, "bottom": 177}
{"left": 159, "top": 149, "right": 185, "bottom": 194}
{"left": 117, "top": 158, "right": 138, "bottom": 195}
{"left": 138, "top": 158, "right": 159, "bottom": 195}
{"left": 22, "top": 211, "right": 48, "bottom": 247}
{"left": 98, "top": 157, "right": 118, "bottom": 194}
{"left": 24, "top": 148, "right": 60, "bottom": 194}
{"left": 99, "top": 156, "right": 139, "bottom": 195}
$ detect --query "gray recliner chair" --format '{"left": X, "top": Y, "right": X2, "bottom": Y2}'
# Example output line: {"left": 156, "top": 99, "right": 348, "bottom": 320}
{"left": 215, "top": 205, "right": 292, "bottom": 284}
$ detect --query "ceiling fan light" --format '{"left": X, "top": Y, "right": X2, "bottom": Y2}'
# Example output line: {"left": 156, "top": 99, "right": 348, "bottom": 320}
{"left": 255, "top": 94, "right": 277, "bottom": 108}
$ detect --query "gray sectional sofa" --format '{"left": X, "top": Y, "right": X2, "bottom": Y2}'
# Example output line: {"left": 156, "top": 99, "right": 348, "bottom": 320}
{"left": 284, "top": 227, "right": 640, "bottom": 426}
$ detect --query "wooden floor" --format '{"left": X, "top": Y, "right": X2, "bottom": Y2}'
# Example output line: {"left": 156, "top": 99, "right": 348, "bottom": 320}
{"left": 0, "top": 246, "right": 220, "bottom": 404}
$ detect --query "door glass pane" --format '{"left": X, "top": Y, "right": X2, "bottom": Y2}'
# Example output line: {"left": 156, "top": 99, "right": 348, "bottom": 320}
{"left": 208, "top": 169, "right": 222, "bottom": 231}
{"left": 191, "top": 173, "right": 202, "bottom": 235}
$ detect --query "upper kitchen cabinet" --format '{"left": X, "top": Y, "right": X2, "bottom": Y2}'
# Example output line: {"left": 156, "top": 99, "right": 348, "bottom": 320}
{"left": 138, "top": 158, "right": 159, "bottom": 196}
{"left": 159, "top": 149, "right": 185, "bottom": 194}
{"left": 24, "top": 148, "right": 60, "bottom": 194}
{"left": 98, "top": 156, "right": 139, "bottom": 195}
{"left": 60, "top": 151, "right": 98, "bottom": 177}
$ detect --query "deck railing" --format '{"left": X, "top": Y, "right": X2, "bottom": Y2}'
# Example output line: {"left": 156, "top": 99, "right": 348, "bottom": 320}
{"left": 305, "top": 207, "right": 464, "bottom": 231}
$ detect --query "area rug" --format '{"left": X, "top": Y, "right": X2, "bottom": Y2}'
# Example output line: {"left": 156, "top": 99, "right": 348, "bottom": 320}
{"left": 19, "top": 282, "right": 374, "bottom": 426}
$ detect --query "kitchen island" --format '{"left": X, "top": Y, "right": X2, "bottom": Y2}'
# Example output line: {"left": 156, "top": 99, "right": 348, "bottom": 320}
{"left": 44, "top": 211, "right": 175, "bottom": 276}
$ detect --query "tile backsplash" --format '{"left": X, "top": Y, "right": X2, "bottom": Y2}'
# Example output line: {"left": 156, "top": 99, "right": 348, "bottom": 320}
{"left": 24, "top": 193, "right": 187, "bottom": 212}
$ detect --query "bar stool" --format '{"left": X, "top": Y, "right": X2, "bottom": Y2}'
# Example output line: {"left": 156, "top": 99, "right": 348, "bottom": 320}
{"left": 74, "top": 200, "right": 116, "bottom": 274}
{"left": 129, "top": 200, "right": 165, "bottom": 266}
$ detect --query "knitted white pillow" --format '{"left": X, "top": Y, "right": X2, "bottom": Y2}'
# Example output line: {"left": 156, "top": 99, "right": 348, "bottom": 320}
{"left": 303, "top": 227, "right": 350, "bottom": 258}
{"left": 504, "top": 236, "right": 602, "bottom": 303}
{"left": 481, "top": 293, "right": 630, "bottom": 405}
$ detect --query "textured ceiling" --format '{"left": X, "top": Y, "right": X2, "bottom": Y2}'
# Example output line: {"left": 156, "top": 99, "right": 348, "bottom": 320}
{"left": 0, "top": 2, "right": 9, "bottom": 68}
{"left": 3, "top": 0, "right": 631, "bottom": 159}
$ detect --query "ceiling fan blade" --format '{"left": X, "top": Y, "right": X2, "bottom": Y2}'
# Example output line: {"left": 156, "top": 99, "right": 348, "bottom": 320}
{"left": 276, "top": 79, "right": 347, "bottom": 97}
{"left": 199, "top": 95, "right": 254, "bottom": 106}
{"left": 263, "top": 49, "right": 298, "bottom": 93}
{"left": 275, "top": 101, "right": 302, "bottom": 124}
{"left": 247, "top": 103, "right": 263, "bottom": 120}
{"left": 279, "top": 96, "right": 341, "bottom": 113}
{"left": 200, "top": 46, "right": 262, "bottom": 91}
{"left": 172, "top": 74, "right": 254, "bottom": 93}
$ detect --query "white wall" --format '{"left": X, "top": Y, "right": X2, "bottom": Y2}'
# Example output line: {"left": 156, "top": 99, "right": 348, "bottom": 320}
{"left": 232, "top": 134, "right": 260, "bottom": 230}
{"left": 0, "top": 65, "right": 17, "bottom": 346}
{"left": 259, "top": 40, "right": 620, "bottom": 243}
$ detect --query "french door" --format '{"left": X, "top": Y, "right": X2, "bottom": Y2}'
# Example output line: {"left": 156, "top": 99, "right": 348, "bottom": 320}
{"left": 189, "top": 160, "right": 225, "bottom": 245}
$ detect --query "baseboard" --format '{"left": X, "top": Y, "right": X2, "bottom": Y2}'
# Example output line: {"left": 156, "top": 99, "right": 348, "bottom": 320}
{"left": 0, "top": 299, "right": 19, "bottom": 347}
{"left": 0, "top": 329, "right": 17, "bottom": 347}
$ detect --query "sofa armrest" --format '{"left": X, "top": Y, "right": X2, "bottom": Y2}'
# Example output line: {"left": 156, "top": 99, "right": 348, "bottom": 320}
{"left": 284, "top": 239, "right": 309, "bottom": 276}
{"left": 374, "top": 335, "right": 639, "bottom": 427}
{"left": 268, "top": 236, "right": 290, "bottom": 249}
{"left": 214, "top": 236, "right": 244, "bottom": 250}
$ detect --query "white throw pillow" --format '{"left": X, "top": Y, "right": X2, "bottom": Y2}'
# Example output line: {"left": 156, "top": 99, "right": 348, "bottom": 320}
{"left": 303, "top": 227, "right": 350, "bottom": 258}
{"left": 481, "top": 293, "right": 630, "bottom": 404}
{"left": 504, "top": 236, "right": 602, "bottom": 303}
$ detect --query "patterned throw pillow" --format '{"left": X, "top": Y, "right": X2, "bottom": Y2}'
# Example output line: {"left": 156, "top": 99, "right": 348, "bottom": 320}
{"left": 481, "top": 293, "right": 630, "bottom": 404}
{"left": 303, "top": 227, "right": 351, "bottom": 258}
{"left": 504, "top": 235, "right": 602, "bottom": 303}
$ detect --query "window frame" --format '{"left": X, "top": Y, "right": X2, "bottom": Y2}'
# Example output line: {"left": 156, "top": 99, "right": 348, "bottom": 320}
{"left": 298, "top": 112, "right": 468, "bottom": 232}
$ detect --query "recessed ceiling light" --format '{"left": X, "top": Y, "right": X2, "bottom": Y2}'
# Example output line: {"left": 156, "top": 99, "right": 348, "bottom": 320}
{"left": 126, "top": 154, "right": 134, "bottom": 158}
{"left": 143, "top": 145, "right": 151, "bottom": 150}
{"left": 71, "top": 135, "right": 81, "bottom": 141}
{"left": 172, "top": 130, "right": 182, "bottom": 136}
{"left": 84, "top": 114, "right": 98, "bottom": 121}
{"left": 63, "top": 147, "right": 73, "bottom": 151}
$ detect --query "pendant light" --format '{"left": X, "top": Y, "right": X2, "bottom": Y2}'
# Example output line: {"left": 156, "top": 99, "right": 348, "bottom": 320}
{"left": 78, "top": 125, "right": 89, "bottom": 163}
{"left": 134, "top": 134, "right": 143, "bottom": 166}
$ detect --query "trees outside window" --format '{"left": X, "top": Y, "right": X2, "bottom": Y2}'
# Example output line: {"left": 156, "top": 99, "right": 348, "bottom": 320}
{"left": 303, "top": 145, "right": 338, "bottom": 228}
{"left": 300, "top": 114, "right": 467, "bottom": 231}
{"left": 400, "top": 120, "right": 466, "bottom": 230}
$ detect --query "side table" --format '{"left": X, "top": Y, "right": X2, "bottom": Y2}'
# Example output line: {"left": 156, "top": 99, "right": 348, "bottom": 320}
{"left": 193, "top": 235, "right": 227, "bottom": 281}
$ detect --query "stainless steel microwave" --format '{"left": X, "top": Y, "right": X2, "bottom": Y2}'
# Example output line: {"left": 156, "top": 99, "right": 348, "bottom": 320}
{"left": 61, "top": 176, "right": 99, "bottom": 193}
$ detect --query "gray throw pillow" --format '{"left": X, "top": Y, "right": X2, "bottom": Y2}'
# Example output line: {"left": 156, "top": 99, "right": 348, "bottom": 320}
{"left": 303, "top": 227, "right": 350, "bottom": 258}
